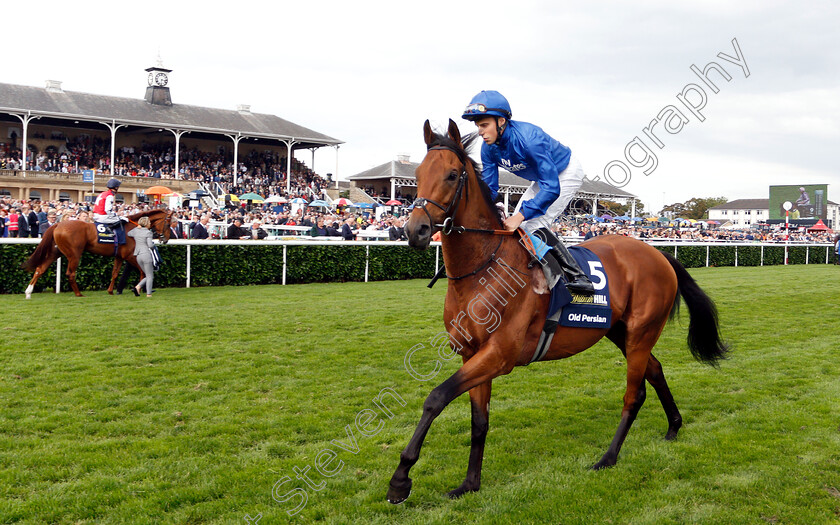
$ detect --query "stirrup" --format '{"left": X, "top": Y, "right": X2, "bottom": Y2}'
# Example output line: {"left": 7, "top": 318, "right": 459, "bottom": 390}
{"left": 566, "top": 278, "right": 595, "bottom": 294}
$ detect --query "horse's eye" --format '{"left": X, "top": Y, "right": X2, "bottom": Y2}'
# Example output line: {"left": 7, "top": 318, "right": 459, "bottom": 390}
{"left": 447, "top": 171, "right": 458, "bottom": 181}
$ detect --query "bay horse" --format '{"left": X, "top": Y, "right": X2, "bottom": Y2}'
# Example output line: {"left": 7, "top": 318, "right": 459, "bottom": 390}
{"left": 22, "top": 208, "right": 173, "bottom": 298}
{"left": 386, "top": 120, "right": 728, "bottom": 503}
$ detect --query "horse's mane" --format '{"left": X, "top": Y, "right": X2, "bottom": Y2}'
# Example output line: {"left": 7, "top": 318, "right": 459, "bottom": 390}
{"left": 127, "top": 208, "right": 168, "bottom": 221}
{"left": 427, "top": 131, "right": 504, "bottom": 227}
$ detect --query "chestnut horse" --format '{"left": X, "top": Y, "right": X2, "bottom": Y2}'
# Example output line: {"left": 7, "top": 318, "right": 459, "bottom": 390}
{"left": 22, "top": 208, "right": 173, "bottom": 298}
{"left": 386, "top": 120, "right": 728, "bottom": 503}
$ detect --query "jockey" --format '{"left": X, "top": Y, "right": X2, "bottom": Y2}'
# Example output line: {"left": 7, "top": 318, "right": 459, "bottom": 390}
{"left": 462, "top": 90, "right": 594, "bottom": 294}
{"left": 93, "top": 178, "right": 128, "bottom": 227}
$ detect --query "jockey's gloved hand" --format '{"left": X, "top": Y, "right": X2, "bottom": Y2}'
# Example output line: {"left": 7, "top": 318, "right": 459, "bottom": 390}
{"left": 120, "top": 216, "right": 130, "bottom": 223}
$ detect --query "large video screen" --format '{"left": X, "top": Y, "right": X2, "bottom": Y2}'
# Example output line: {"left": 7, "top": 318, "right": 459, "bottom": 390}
{"left": 769, "top": 184, "right": 828, "bottom": 221}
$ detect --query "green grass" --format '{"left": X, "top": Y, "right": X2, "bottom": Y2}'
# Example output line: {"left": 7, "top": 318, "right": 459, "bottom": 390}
{"left": 1, "top": 265, "right": 839, "bottom": 524}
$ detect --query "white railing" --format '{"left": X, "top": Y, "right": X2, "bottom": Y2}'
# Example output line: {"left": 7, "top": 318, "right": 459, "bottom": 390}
{"left": 1, "top": 237, "right": 442, "bottom": 292}
{"left": 2, "top": 238, "right": 835, "bottom": 294}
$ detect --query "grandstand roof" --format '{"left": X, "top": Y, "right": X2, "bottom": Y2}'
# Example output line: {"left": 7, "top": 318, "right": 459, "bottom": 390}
{"left": 346, "top": 159, "right": 637, "bottom": 199}
{"left": 0, "top": 82, "right": 342, "bottom": 149}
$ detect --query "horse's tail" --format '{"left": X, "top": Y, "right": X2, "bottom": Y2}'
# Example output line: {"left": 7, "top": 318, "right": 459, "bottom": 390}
{"left": 662, "top": 252, "right": 730, "bottom": 367}
{"left": 22, "top": 224, "right": 57, "bottom": 272}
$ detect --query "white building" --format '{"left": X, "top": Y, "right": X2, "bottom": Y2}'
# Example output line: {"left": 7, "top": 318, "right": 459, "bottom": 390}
{"left": 708, "top": 198, "right": 838, "bottom": 228}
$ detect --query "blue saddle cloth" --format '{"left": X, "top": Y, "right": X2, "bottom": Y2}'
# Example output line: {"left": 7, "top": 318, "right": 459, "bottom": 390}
{"left": 95, "top": 222, "right": 126, "bottom": 245}
{"left": 548, "top": 246, "right": 611, "bottom": 329}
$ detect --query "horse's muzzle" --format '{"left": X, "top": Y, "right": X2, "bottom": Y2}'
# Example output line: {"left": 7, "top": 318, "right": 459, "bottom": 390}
{"left": 405, "top": 216, "right": 431, "bottom": 250}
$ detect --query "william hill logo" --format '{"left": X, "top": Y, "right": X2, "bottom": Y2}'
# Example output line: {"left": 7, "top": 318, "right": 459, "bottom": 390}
{"left": 571, "top": 293, "right": 608, "bottom": 306}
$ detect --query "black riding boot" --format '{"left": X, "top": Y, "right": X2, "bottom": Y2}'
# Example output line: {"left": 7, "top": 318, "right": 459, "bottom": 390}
{"left": 535, "top": 227, "right": 595, "bottom": 295}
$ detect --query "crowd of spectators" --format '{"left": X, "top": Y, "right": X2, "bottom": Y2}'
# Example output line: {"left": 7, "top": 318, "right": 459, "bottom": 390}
{"left": 555, "top": 221, "right": 837, "bottom": 243}
{"left": 0, "top": 135, "right": 329, "bottom": 202}
{"left": 2, "top": 193, "right": 837, "bottom": 246}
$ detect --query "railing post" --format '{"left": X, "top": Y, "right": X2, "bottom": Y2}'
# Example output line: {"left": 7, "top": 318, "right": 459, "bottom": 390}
{"left": 735, "top": 246, "right": 738, "bottom": 267}
{"left": 674, "top": 245, "right": 677, "bottom": 260}
{"left": 56, "top": 257, "right": 61, "bottom": 293}
{"left": 186, "top": 245, "right": 191, "bottom": 288}
{"left": 706, "top": 245, "right": 709, "bottom": 267}
{"left": 806, "top": 246, "right": 809, "bottom": 264}
{"left": 365, "top": 245, "right": 370, "bottom": 283}
{"left": 435, "top": 244, "right": 440, "bottom": 274}
{"left": 282, "top": 245, "right": 287, "bottom": 285}
{"left": 761, "top": 245, "right": 764, "bottom": 266}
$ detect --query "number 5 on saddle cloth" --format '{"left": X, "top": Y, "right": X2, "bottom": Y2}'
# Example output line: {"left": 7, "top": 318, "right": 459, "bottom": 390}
{"left": 519, "top": 230, "right": 612, "bottom": 363}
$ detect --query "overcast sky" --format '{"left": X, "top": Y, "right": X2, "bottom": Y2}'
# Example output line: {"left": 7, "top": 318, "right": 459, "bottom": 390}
{"left": 4, "top": 1, "right": 838, "bottom": 212}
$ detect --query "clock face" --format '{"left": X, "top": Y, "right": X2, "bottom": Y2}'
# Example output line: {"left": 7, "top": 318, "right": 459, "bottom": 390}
{"left": 147, "top": 72, "right": 154, "bottom": 86}
{"left": 154, "top": 73, "right": 169, "bottom": 87}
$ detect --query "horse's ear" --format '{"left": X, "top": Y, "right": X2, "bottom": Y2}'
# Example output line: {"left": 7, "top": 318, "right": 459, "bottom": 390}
{"left": 423, "top": 120, "right": 433, "bottom": 146}
{"left": 447, "top": 119, "right": 462, "bottom": 144}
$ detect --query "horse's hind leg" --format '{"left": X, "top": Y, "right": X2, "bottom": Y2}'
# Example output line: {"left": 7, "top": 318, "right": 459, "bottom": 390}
{"left": 447, "top": 380, "right": 492, "bottom": 499}
{"left": 594, "top": 326, "right": 658, "bottom": 470}
{"left": 25, "top": 248, "right": 59, "bottom": 299}
{"left": 607, "top": 323, "right": 682, "bottom": 440}
{"left": 645, "top": 354, "right": 682, "bottom": 440}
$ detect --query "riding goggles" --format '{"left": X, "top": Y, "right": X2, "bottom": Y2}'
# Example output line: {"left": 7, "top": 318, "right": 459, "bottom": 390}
{"left": 463, "top": 103, "right": 511, "bottom": 118}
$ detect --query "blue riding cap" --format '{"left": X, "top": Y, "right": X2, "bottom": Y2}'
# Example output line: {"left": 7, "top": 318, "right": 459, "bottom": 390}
{"left": 462, "top": 90, "right": 512, "bottom": 121}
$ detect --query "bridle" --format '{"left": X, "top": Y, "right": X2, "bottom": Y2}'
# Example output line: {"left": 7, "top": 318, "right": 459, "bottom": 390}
{"left": 410, "top": 145, "right": 514, "bottom": 237}
{"left": 410, "top": 144, "right": 520, "bottom": 286}
{"left": 410, "top": 146, "right": 470, "bottom": 236}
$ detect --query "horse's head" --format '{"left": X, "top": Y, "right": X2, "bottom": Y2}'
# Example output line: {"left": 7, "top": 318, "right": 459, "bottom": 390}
{"left": 150, "top": 208, "right": 173, "bottom": 244}
{"left": 406, "top": 119, "right": 472, "bottom": 250}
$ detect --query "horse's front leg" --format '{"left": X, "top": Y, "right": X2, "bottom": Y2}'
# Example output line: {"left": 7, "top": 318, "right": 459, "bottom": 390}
{"left": 447, "top": 380, "right": 492, "bottom": 499}
{"left": 387, "top": 347, "right": 510, "bottom": 504}
{"left": 108, "top": 258, "right": 124, "bottom": 295}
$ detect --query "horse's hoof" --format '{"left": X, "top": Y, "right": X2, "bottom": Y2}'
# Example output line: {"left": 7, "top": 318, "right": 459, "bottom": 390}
{"left": 591, "top": 458, "right": 616, "bottom": 471}
{"left": 447, "top": 482, "right": 479, "bottom": 499}
{"left": 664, "top": 429, "right": 679, "bottom": 441}
{"left": 386, "top": 479, "right": 412, "bottom": 504}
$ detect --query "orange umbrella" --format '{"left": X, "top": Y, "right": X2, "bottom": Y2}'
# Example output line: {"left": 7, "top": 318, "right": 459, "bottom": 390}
{"left": 145, "top": 185, "right": 174, "bottom": 195}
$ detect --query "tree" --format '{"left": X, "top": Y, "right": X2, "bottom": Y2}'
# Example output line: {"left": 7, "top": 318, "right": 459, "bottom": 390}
{"left": 660, "top": 197, "right": 727, "bottom": 219}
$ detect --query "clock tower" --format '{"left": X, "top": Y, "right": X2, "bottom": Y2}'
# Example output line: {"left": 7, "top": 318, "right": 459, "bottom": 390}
{"left": 144, "top": 55, "right": 173, "bottom": 106}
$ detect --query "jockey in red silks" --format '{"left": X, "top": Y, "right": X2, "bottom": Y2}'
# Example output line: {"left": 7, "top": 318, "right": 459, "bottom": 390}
{"left": 93, "top": 178, "right": 127, "bottom": 227}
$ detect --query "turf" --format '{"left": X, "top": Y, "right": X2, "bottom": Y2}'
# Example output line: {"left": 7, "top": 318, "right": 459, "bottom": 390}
{"left": 0, "top": 265, "right": 839, "bottom": 524}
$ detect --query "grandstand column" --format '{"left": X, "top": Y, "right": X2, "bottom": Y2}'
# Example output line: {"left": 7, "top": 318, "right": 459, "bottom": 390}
{"left": 630, "top": 198, "right": 636, "bottom": 218}
{"left": 504, "top": 189, "right": 509, "bottom": 212}
{"left": 12, "top": 112, "right": 41, "bottom": 171}
{"left": 284, "top": 139, "right": 298, "bottom": 193}
{"left": 101, "top": 121, "right": 126, "bottom": 176}
{"left": 168, "top": 129, "right": 190, "bottom": 179}
{"left": 334, "top": 145, "right": 340, "bottom": 189}
{"left": 592, "top": 196, "right": 598, "bottom": 215}
{"left": 225, "top": 133, "right": 245, "bottom": 185}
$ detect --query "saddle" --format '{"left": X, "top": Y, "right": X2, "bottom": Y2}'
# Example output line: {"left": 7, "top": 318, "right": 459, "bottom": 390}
{"left": 95, "top": 221, "right": 126, "bottom": 248}
{"left": 518, "top": 230, "right": 612, "bottom": 363}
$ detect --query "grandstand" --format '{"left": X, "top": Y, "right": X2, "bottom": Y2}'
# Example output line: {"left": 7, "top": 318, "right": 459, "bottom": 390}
{"left": 345, "top": 154, "right": 640, "bottom": 215}
{"left": 0, "top": 60, "right": 342, "bottom": 204}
